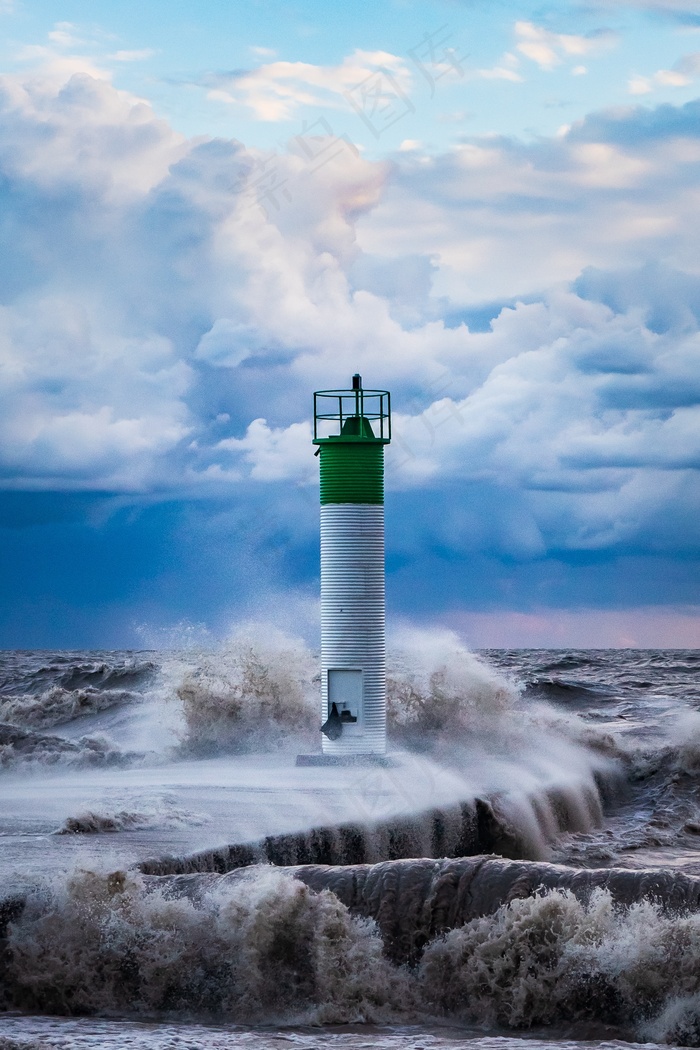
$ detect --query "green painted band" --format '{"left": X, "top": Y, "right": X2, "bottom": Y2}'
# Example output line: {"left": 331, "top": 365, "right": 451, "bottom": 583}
{"left": 319, "top": 442, "right": 384, "bottom": 504}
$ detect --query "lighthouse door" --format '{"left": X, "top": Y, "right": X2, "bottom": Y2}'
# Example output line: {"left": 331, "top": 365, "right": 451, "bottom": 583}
{"left": 328, "top": 669, "right": 362, "bottom": 728}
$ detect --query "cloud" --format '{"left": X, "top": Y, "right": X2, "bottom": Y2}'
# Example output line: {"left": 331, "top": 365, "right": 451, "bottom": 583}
{"left": 0, "top": 64, "right": 186, "bottom": 197}
{"left": 216, "top": 418, "right": 315, "bottom": 481}
{"left": 0, "top": 299, "right": 193, "bottom": 490}
{"left": 196, "top": 268, "right": 700, "bottom": 561}
{"left": 1, "top": 52, "right": 700, "bottom": 593}
{"left": 47, "top": 22, "right": 86, "bottom": 49}
{"left": 629, "top": 51, "right": 700, "bottom": 94}
{"left": 0, "top": 66, "right": 196, "bottom": 489}
{"left": 387, "top": 285, "right": 700, "bottom": 517}
{"left": 16, "top": 21, "right": 123, "bottom": 78}
{"left": 514, "top": 21, "right": 617, "bottom": 71}
{"left": 0, "top": 58, "right": 397, "bottom": 490}
{"left": 476, "top": 64, "right": 524, "bottom": 83}
{"left": 358, "top": 97, "right": 700, "bottom": 304}
{"left": 194, "top": 321, "right": 261, "bottom": 368}
{"left": 205, "top": 49, "right": 413, "bottom": 122}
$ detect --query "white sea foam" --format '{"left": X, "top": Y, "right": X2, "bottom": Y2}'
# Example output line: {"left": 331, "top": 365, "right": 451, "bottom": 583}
{"left": 0, "top": 1014, "right": 671, "bottom": 1049}
{"left": 171, "top": 623, "right": 523, "bottom": 756}
{"left": 387, "top": 625, "right": 517, "bottom": 739}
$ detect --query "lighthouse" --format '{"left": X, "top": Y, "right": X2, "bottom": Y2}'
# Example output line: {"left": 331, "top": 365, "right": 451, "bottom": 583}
{"left": 302, "top": 374, "right": 391, "bottom": 762}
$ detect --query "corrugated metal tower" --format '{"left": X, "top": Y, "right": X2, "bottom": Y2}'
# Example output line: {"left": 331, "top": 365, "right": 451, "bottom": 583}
{"left": 312, "top": 374, "right": 391, "bottom": 757}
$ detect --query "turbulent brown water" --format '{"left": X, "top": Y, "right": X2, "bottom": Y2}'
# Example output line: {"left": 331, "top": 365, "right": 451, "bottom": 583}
{"left": 1, "top": 635, "right": 699, "bottom": 1048}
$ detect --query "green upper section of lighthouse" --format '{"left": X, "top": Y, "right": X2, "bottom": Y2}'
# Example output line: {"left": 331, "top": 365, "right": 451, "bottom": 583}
{"left": 313, "top": 374, "right": 391, "bottom": 505}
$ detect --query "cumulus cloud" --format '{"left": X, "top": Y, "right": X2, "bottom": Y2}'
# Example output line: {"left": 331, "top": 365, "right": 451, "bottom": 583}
{"left": 358, "top": 97, "right": 700, "bottom": 303}
{"left": 194, "top": 321, "right": 260, "bottom": 368}
{"left": 0, "top": 51, "right": 699, "bottom": 578}
{"left": 0, "top": 298, "right": 192, "bottom": 490}
{"left": 386, "top": 286, "right": 700, "bottom": 557}
{"left": 0, "top": 63, "right": 187, "bottom": 197}
{"left": 0, "top": 57, "right": 395, "bottom": 490}
{"left": 216, "top": 419, "right": 315, "bottom": 482}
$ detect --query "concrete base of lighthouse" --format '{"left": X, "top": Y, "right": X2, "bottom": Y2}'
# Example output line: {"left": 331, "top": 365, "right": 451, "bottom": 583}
{"left": 295, "top": 753, "right": 396, "bottom": 767}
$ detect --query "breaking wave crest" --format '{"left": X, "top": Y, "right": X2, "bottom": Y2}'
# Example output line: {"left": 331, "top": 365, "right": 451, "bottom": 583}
{"left": 386, "top": 626, "right": 517, "bottom": 746}
{"left": 2, "top": 867, "right": 408, "bottom": 1024}
{"left": 420, "top": 887, "right": 700, "bottom": 1042}
{"left": 153, "top": 627, "right": 623, "bottom": 870}
{"left": 175, "top": 625, "right": 318, "bottom": 755}
{"left": 5, "top": 860, "right": 700, "bottom": 1042}
{"left": 172, "top": 624, "right": 606, "bottom": 760}
{"left": 140, "top": 776, "right": 613, "bottom": 876}
{"left": 173, "top": 624, "right": 524, "bottom": 756}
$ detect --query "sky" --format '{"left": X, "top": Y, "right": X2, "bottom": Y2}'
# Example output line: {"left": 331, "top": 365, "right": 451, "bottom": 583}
{"left": 1, "top": 0, "right": 700, "bottom": 649}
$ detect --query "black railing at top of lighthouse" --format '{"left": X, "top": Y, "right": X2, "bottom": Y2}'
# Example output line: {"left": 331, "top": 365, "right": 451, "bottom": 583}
{"left": 313, "top": 374, "right": 391, "bottom": 443}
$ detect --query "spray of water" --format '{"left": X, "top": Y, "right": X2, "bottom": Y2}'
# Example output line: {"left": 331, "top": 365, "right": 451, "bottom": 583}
{"left": 153, "top": 625, "right": 620, "bottom": 861}
{"left": 170, "top": 622, "right": 608, "bottom": 761}
{"left": 386, "top": 626, "right": 516, "bottom": 746}
{"left": 173, "top": 624, "right": 318, "bottom": 755}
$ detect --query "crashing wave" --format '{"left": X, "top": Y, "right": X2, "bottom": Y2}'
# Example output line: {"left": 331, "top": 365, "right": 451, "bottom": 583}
{"left": 5, "top": 857, "right": 700, "bottom": 1041}
{"left": 419, "top": 884, "right": 700, "bottom": 1035}
{"left": 174, "top": 625, "right": 319, "bottom": 755}
{"left": 172, "top": 624, "right": 618, "bottom": 763}
{"left": 2, "top": 866, "right": 408, "bottom": 1024}
{"left": 173, "top": 623, "right": 526, "bottom": 756}
{"left": 139, "top": 774, "right": 615, "bottom": 877}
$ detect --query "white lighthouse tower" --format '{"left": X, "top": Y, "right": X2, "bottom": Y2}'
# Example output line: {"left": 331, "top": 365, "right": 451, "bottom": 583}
{"left": 298, "top": 375, "right": 391, "bottom": 763}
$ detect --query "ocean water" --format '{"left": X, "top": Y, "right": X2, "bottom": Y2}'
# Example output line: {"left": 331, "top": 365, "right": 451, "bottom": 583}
{"left": 1, "top": 630, "right": 700, "bottom": 1049}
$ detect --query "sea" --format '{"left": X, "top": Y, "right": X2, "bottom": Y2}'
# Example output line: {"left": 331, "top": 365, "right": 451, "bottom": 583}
{"left": 1, "top": 629, "right": 700, "bottom": 1049}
